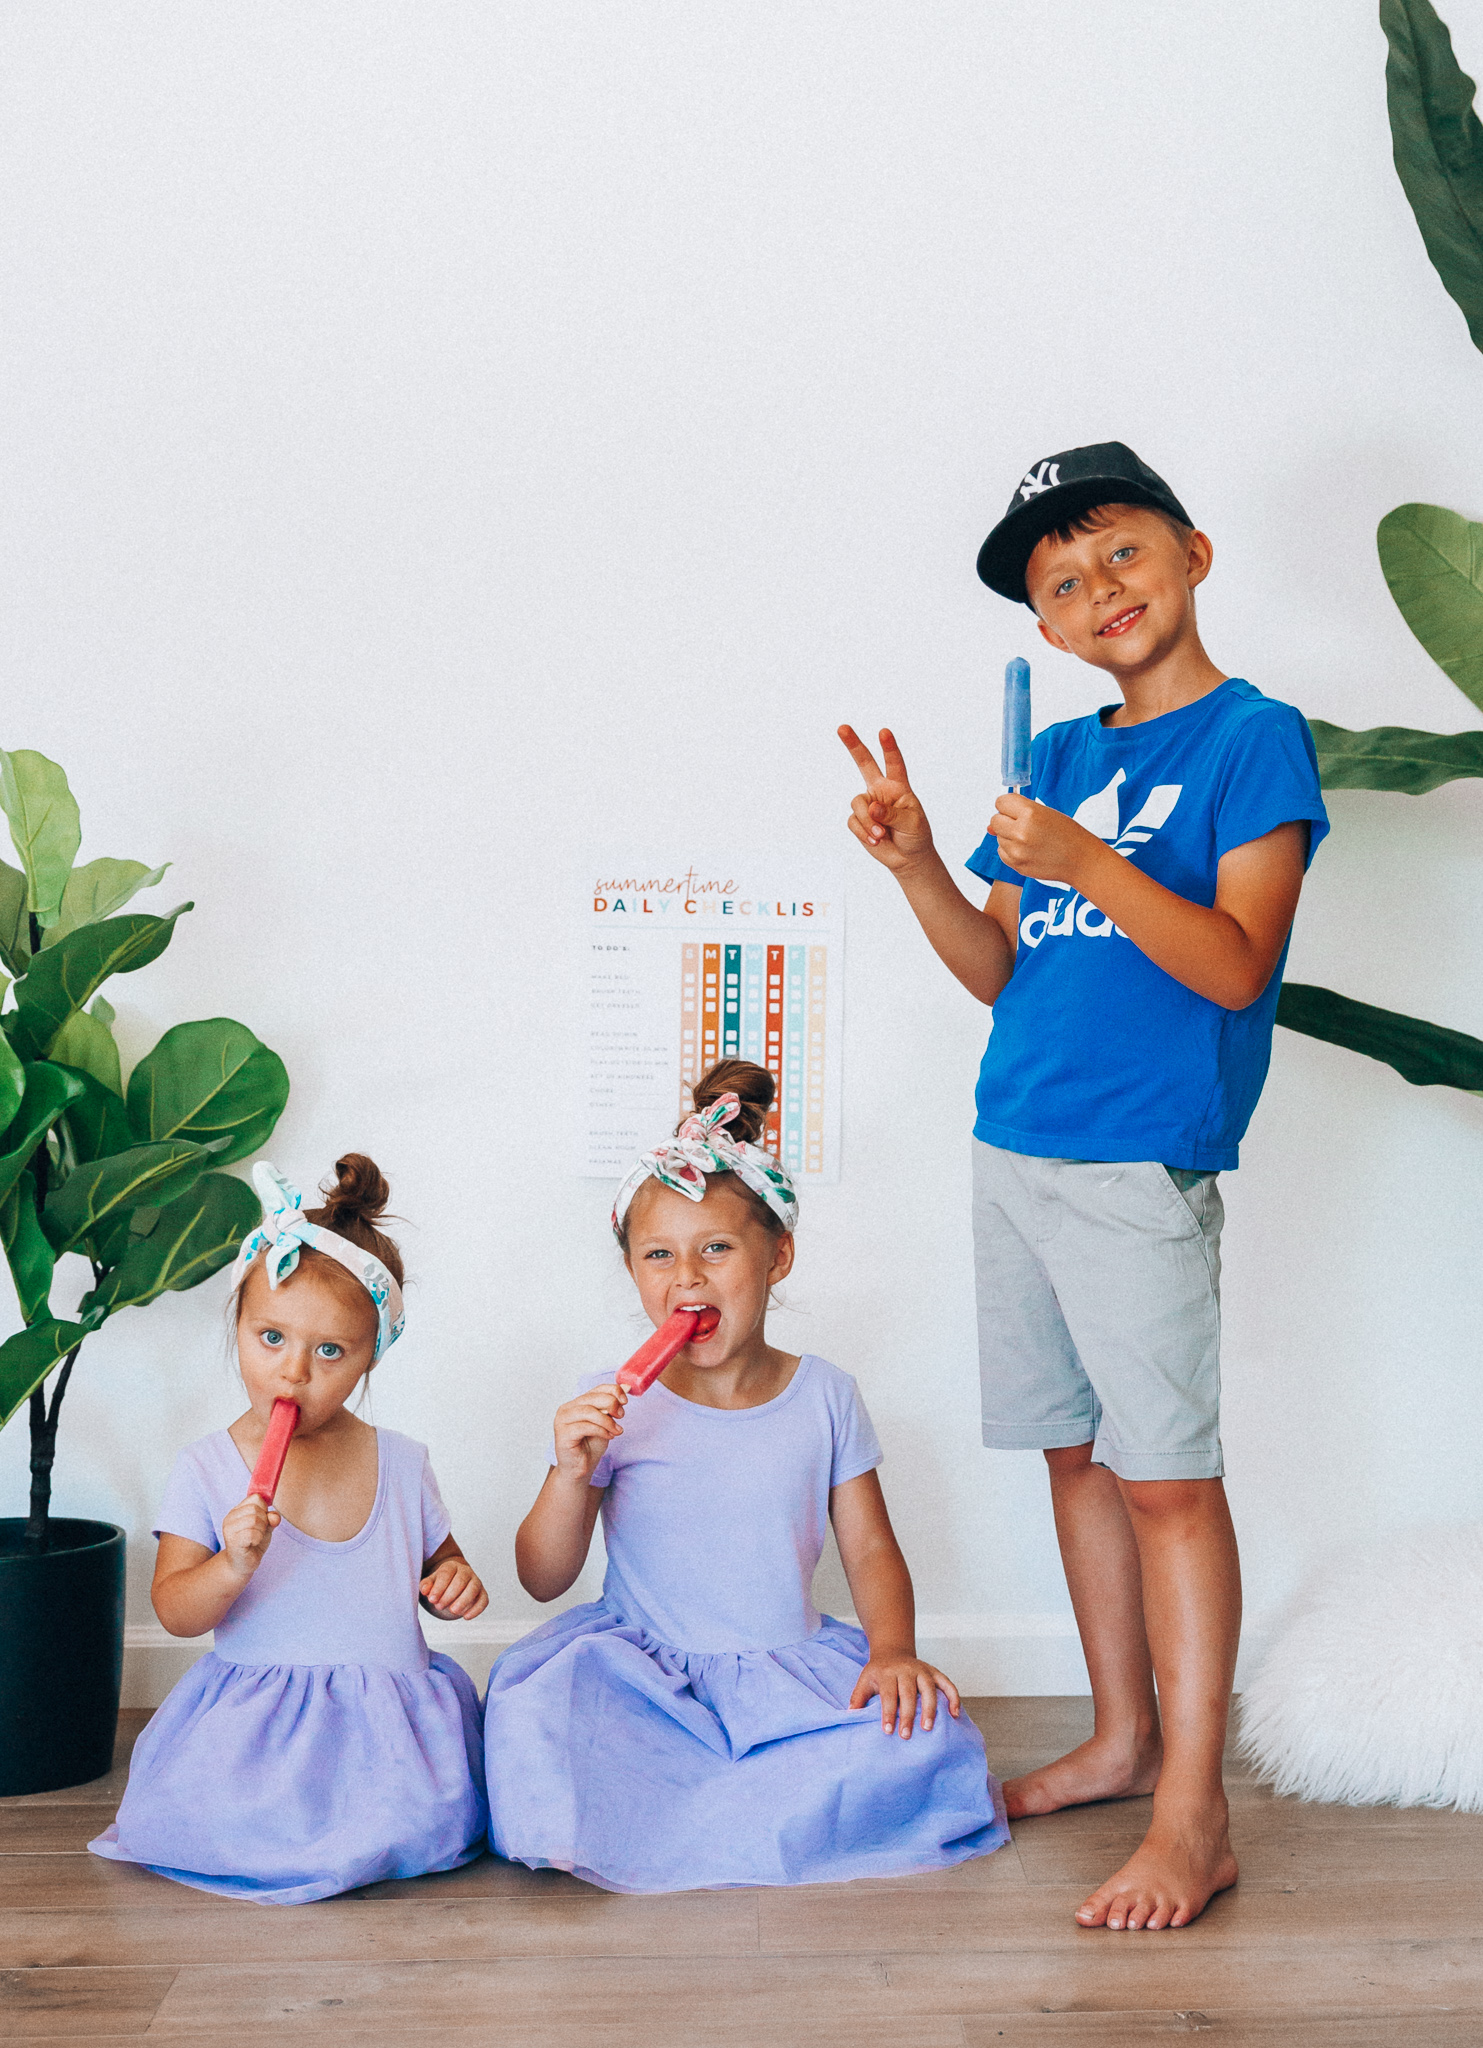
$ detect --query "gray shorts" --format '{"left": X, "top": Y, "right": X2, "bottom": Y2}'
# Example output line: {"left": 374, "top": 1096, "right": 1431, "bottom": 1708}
{"left": 972, "top": 1138, "right": 1224, "bottom": 1482}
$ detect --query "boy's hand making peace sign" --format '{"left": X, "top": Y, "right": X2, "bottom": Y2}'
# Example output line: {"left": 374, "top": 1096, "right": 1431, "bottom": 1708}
{"left": 837, "top": 727, "right": 935, "bottom": 874}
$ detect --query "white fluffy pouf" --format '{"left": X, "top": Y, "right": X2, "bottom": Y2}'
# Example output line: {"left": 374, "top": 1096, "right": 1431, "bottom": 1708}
{"left": 1239, "top": 1522, "right": 1483, "bottom": 1811}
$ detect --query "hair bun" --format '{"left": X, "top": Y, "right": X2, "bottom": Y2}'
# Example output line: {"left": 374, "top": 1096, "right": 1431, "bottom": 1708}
{"left": 688, "top": 1060, "right": 774, "bottom": 1147}
{"left": 316, "top": 1153, "right": 390, "bottom": 1229}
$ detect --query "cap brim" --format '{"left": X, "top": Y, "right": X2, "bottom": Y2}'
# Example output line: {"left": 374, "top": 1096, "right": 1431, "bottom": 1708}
{"left": 977, "top": 479, "right": 1190, "bottom": 608}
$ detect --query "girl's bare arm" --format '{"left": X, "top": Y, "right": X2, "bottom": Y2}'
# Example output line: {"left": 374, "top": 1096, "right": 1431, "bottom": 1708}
{"left": 830, "top": 1469, "right": 961, "bottom": 1736}
{"left": 152, "top": 1503, "right": 277, "bottom": 1638}
{"left": 517, "top": 1383, "right": 626, "bottom": 1600}
{"left": 515, "top": 1469, "right": 605, "bottom": 1601}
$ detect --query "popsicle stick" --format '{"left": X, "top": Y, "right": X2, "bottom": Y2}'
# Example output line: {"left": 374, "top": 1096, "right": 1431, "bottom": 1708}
{"left": 617, "top": 1306, "right": 721, "bottom": 1396}
{"left": 247, "top": 1398, "right": 300, "bottom": 1504}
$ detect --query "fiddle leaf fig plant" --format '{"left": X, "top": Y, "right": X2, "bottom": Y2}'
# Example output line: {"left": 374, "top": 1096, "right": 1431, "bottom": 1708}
{"left": 1275, "top": 0, "right": 1483, "bottom": 1089}
{"left": 0, "top": 749, "right": 290, "bottom": 1552}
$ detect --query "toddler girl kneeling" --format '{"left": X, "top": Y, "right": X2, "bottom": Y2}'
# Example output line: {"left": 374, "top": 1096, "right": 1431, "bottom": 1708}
{"left": 485, "top": 1061, "right": 1008, "bottom": 1892}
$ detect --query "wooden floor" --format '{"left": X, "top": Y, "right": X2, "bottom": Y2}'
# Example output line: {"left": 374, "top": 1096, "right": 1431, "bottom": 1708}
{"left": 3, "top": 1699, "right": 1481, "bottom": 2045}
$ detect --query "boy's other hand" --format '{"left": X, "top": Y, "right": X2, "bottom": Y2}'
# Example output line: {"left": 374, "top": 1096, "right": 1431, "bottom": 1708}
{"left": 990, "top": 792, "right": 1101, "bottom": 886}
{"left": 839, "top": 726, "right": 935, "bottom": 872}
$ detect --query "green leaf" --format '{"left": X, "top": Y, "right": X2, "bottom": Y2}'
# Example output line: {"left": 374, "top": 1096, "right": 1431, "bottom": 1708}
{"left": 1, "top": 1169, "right": 54, "bottom": 1324}
{"left": 58, "top": 1065, "right": 133, "bottom": 1163}
{"left": 0, "top": 1316, "right": 86, "bottom": 1430}
{"left": 1308, "top": 719, "right": 1483, "bottom": 791}
{"left": 80, "top": 1172, "right": 258, "bottom": 1321}
{"left": 127, "top": 1018, "right": 289, "bottom": 1167}
{"left": 0, "top": 1064, "right": 85, "bottom": 1210}
{"left": 1276, "top": 981, "right": 1483, "bottom": 1089}
{"left": 1383, "top": 0, "right": 1483, "bottom": 350}
{"left": 0, "top": 858, "right": 30, "bottom": 979}
{"left": 0, "top": 751, "right": 80, "bottom": 927}
{"left": 48, "top": 1007, "right": 123, "bottom": 1097}
{"left": 42, "top": 1139, "right": 211, "bottom": 1254}
{"left": 8, "top": 905, "right": 191, "bottom": 1061}
{"left": 0, "top": 1028, "right": 24, "bottom": 1137}
{"left": 90, "top": 994, "right": 115, "bottom": 1028}
{"left": 1377, "top": 503, "right": 1483, "bottom": 711}
{"left": 40, "top": 859, "right": 170, "bottom": 950}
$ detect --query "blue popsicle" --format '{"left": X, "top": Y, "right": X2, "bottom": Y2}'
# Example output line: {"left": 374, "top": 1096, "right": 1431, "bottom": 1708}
{"left": 1001, "top": 656, "right": 1032, "bottom": 791}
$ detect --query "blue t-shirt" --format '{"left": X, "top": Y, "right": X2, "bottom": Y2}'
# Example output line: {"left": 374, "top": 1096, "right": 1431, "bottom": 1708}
{"left": 965, "top": 678, "right": 1329, "bottom": 1171}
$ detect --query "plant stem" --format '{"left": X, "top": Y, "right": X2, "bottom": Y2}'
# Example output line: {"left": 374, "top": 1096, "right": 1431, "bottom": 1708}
{"left": 24, "top": 1340, "right": 83, "bottom": 1551}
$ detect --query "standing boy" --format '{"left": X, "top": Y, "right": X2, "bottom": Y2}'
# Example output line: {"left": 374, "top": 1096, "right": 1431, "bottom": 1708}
{"left": 840, "top": 442, "right": 1327, "bottom": 1931}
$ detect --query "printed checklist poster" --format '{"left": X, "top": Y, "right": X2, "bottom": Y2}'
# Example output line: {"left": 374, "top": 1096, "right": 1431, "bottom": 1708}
{"left": 581, "top": 860, "right": 843, "bottom": 1182}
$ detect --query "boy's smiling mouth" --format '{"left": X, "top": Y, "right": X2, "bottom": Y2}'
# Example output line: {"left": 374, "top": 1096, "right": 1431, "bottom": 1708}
{"left": 1097, "top": 605, "right": 1147, "bottom": 638}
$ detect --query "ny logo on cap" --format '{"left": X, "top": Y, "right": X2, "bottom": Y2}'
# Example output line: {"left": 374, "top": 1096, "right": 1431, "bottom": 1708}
{"left": 1019, "top": 460, "right": 1061, "bottom": 500}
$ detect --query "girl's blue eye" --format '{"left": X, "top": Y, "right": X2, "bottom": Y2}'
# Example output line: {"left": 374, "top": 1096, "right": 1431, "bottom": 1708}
{"left": 261, "top": 1329, "right": 284, "bottom": 1348}
{"left": 644, "top": 1248, "right": 672, "bottom": 1262}
{"left": 1056, "top": 579, "right": 1076, "bottom": 597}
{"left": 1111, "top": 547, "right": 1134, "bottom": 561}
{"left": 703, "top": 1241, "right": 731, "bottom": 1255}
{"left": 317, "top": 1343, "right": 343, "bottom": 1360}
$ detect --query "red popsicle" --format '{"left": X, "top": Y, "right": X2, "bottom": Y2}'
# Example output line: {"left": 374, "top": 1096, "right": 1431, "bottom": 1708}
{"left": 617, "top": 1305, "right": 721, "bottom": 1396}
{"left": 247, "top": 1398, "right": 300, "bottom": 1505}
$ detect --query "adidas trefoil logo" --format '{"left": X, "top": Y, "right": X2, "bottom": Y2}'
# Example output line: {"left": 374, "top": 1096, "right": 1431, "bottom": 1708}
{"left": 1019, "top": 775, "right": 1183, "bottom": 948}
{"left": 1019, "top": 460, "right": 1061, "bottom": 500}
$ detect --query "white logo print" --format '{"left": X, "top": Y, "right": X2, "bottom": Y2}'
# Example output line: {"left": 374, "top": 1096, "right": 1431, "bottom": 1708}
{"left": 1019, "top": 776, "right": 1183, "bottom": 948}
{"left": 1019, "top": 460, "right": 1061, "bottom": 500}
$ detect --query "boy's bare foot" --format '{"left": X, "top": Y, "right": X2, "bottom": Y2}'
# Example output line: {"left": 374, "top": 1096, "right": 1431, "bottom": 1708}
{"left": 1003, "top": 1730, "right": 1163, "bottom": 1819}
{"left": 1075, "top": 1811, "right": 1238, "bottom": 1931}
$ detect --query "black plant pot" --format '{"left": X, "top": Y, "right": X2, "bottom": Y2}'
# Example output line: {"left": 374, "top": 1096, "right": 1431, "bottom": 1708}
{"left": 0, "top": 1519, "right": 126, "bottom": 1795}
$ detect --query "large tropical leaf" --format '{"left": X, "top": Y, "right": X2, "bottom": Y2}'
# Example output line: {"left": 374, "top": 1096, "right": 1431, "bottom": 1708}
{"left": 0, "top": 858, "right": 30, "bottom": 978}
{"left": 0, "top": 751, "right": 80, "bottom": 928}
{"left": 0, "top": 1028, "right": 24, "bottom": 1137}
{"left": 1383, "top": 0, "right": 1483, "bottom": 350}
{"left": 40, "top": 858, "right": 170, "bottom": 950}
{"left": 127, "top": 1019, "right": 290, "bottom": 1166}
{"left": 1277, "top": 981, "right": 1483, "bottom": 1089}
{"left": 48, "top": 1007, "right": 123, "bottom": 1097}
{"left": 8, "top": 905, "right": 191, "bottom": 1061}
{"left": 1377, "top": 503, "right": 1483, "bottom": 711}
{"left": 1, "top": 1170, "right": 54, "bottom": 1325}
{"left": 0, "top": 1316, "right": 87, "bottom": 1430}
{"left": 57, "top": 1065, "right": 133, "bottom": 1164}
{"left": 80, "top": 1172, "right": 258, "bottom": 1321}
{"left": 42, "top": 1139, "right": 211, "bottom": 1253}
{"left": 0, "top": 1064, "right": 86, "bottom": 1211}
{"left": 1308, "top": 719, "right": 1483, "bottom": 791}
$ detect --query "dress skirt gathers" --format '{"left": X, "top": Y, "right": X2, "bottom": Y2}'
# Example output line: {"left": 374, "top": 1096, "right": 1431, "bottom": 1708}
{"left": 90, "top": 1426, "right": 487, "bottom": 1904}
{"left": 484, "top": 1355, "right": 1009, "bottom": 1893}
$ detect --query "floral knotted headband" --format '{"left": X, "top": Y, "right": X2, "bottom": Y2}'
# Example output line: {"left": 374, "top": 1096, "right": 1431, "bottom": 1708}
{"left": 611, "top": 1092, "right": 799, "bottom": 1240}
{"left": 229, "top": 1161, "right": 406, "bottom": 1360}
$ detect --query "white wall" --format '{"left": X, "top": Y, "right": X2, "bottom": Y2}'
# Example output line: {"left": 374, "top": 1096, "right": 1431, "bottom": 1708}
{"left": 3, "top": 0, "right": 1482, "bottom": 1699}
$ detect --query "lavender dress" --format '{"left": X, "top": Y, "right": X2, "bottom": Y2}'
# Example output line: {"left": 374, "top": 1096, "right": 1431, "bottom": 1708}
{"left": 89, "top": 1427, "right": 486, "bottom": 1904}
{"left": 484, "top": 1356, "right": 1008, "bottom": 1892}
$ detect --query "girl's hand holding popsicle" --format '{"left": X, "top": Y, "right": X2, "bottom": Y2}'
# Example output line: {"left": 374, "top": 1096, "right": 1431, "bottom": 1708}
{"left": 220, "top": 1491, "right": 280, "bottom": 1581}
{"left": 552, "top": 1384, "right": 629, "bottom": 1485}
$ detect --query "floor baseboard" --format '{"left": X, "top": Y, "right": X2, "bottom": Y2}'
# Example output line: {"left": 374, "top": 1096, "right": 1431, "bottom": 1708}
{"left": 121, "top": 1612, "right": 1094, "bottom": 1705}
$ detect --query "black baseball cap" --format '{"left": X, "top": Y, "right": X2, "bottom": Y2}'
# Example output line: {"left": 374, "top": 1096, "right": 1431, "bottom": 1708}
{"left": 976, "top": 441, "right": 1194, "bottom": 608}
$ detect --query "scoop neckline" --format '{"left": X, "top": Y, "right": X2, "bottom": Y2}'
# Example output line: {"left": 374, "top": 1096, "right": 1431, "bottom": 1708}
{"left": 222, "top": 1424, "right": 387, "bottom": 1553}
{"left": 649, "top": 1352, "right": 814, "bottom": 1419}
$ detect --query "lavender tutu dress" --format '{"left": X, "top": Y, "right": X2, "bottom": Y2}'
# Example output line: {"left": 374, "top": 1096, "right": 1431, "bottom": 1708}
{"left": 89, "top": 1427, "right": 486, "bottom": 1904}
{"left": 484, "top": 1355, "right": 1008, "bottom": 1892}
